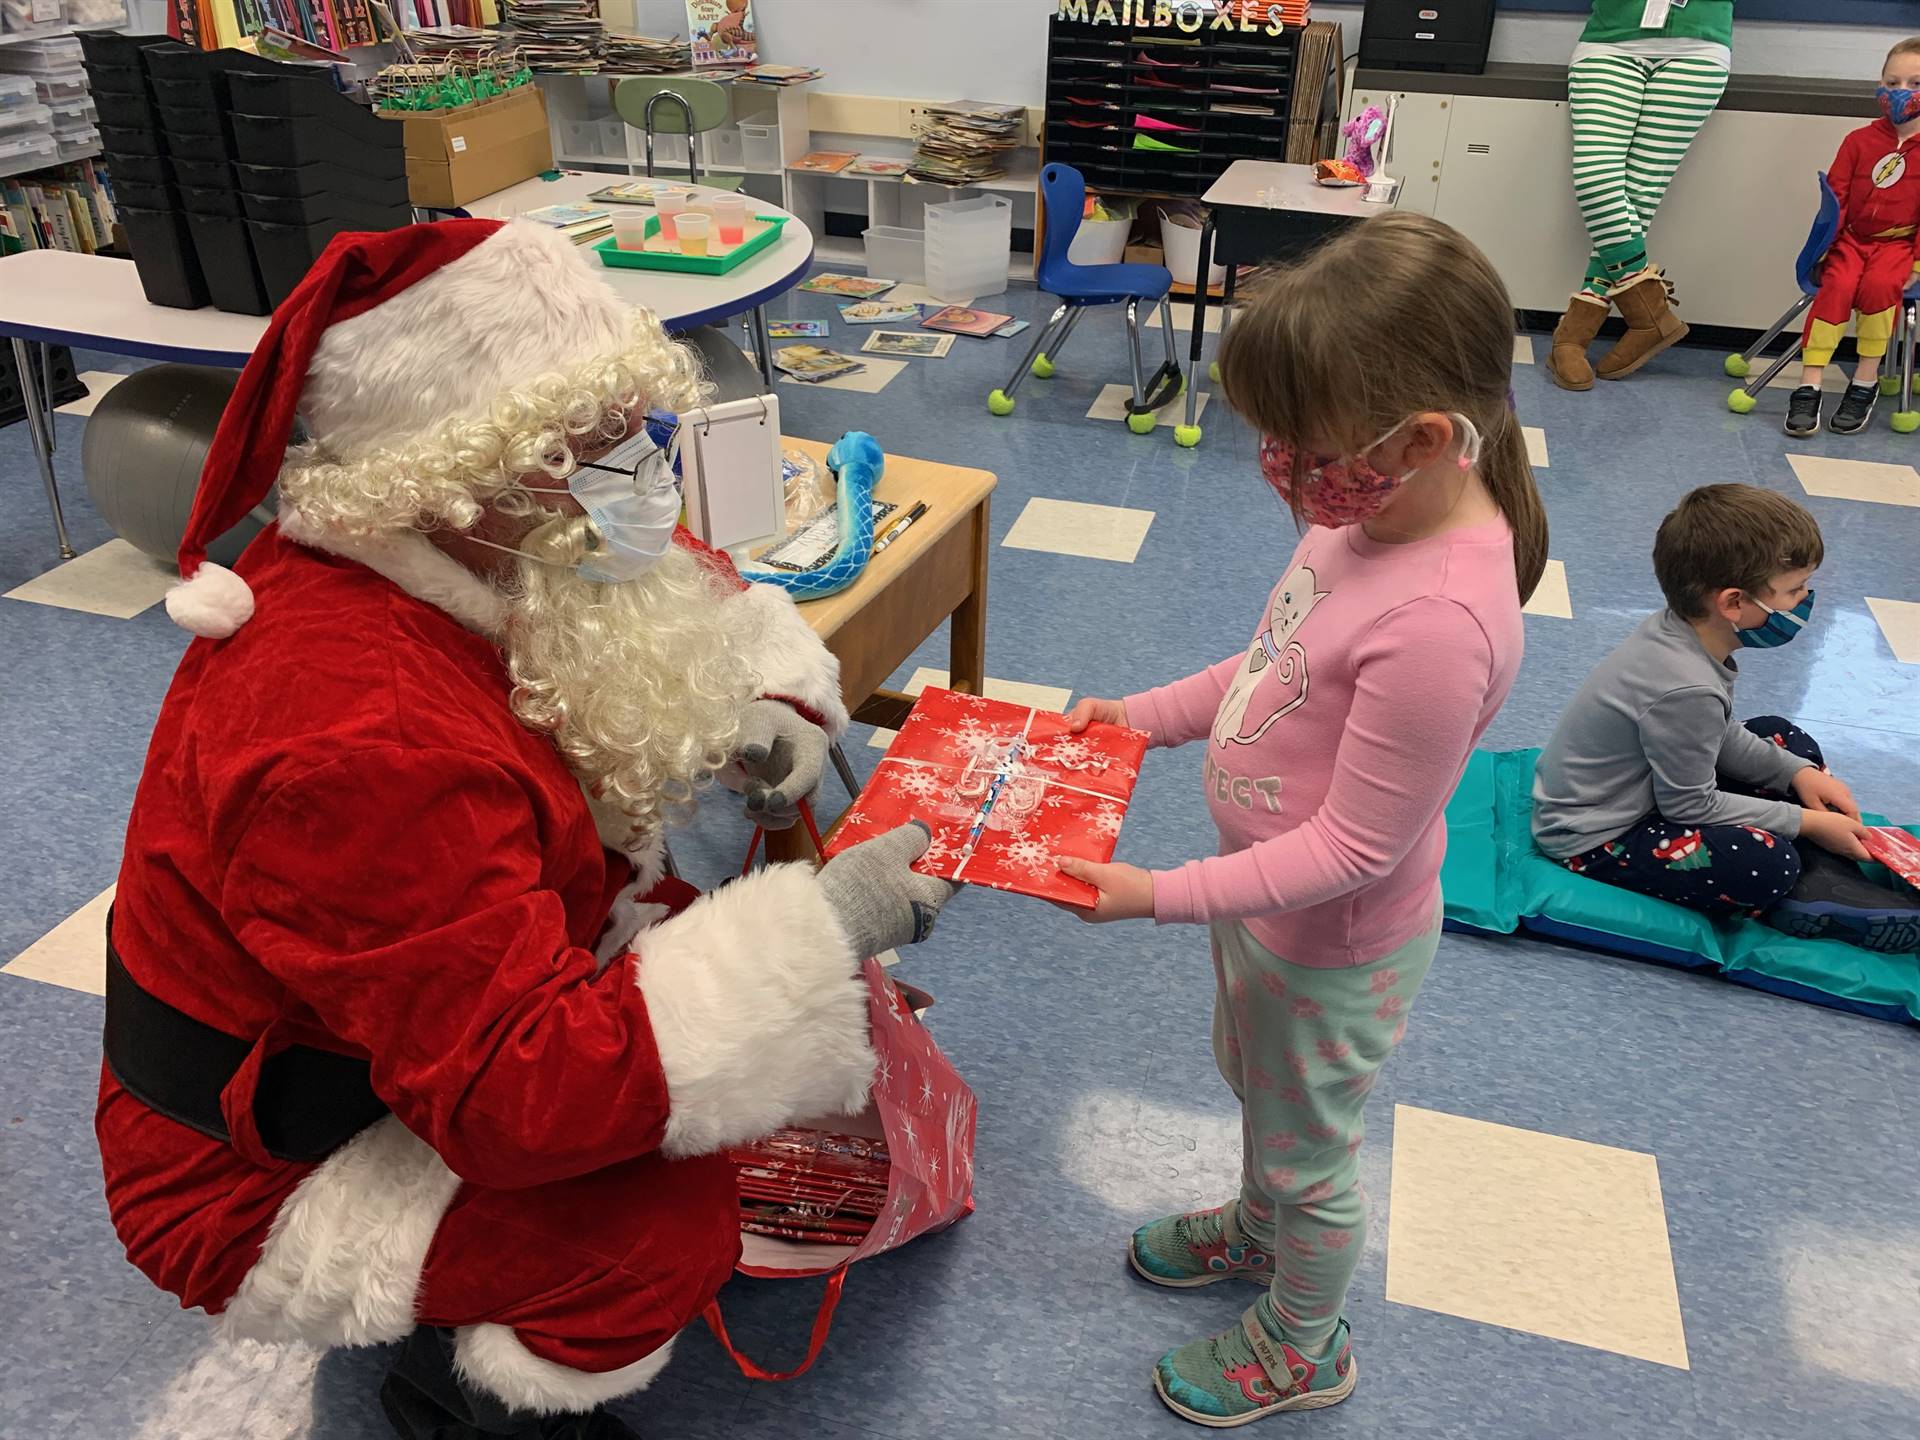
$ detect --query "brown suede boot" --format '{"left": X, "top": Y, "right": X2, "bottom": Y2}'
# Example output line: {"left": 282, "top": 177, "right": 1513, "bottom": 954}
{"left": 1596, "top": 266, "right": 1688, "bottom": 380}
{"left": 1546, "top": 292, "right": 1611, "bottom": 392}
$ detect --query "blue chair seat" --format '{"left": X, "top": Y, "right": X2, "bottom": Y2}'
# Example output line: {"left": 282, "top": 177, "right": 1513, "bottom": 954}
{"left": 1045, "top": 259, "right": 1173, "bottom": 304}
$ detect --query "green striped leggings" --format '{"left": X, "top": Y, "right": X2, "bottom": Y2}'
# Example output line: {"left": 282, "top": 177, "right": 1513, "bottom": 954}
{"left": 1569, "top": 55, "right": 1728, "bottom": 295}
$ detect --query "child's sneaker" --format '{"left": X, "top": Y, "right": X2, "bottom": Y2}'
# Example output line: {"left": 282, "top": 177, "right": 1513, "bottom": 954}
{"left": 1153, "top": 1308, "right": 1356, "bottom": 1427}
{"left": 1783, "top": 385, "right": 1822, "bottom": 437}
{"left": 1827, "top": 382, "right": 1879, "bottom": 435}
{"left": 1129, "top": 1202, "right": 1273, "bottom": 1288}
{"left": 1766, "top": 843, "right": 1920, "bottom": 953}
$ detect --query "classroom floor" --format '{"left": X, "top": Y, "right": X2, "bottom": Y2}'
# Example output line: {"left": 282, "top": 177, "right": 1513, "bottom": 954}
{"left": 3, "top": 263, "right": 1919, "bottom": 1440}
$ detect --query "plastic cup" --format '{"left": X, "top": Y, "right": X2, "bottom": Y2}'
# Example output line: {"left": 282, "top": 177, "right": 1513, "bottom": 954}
{"left": 654, "top": 188, "right": 691, "bottom": 242}
{"left": 610, "top": 210, "right": 650, "bottom": 252}
{"left": 712, "top": 195, "right": 748, "bottom": 247}
{"left": 676, "top": 211, "right": 711, "bottom": 256}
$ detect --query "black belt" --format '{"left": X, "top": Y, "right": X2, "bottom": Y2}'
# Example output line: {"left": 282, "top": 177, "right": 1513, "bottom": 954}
{"left": 102, "top": 911, "right": 389, "bottom": 1164}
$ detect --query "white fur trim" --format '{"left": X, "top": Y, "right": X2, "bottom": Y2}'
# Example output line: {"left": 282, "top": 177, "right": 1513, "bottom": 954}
{"left": 300, "top": 222, "right": 639, "bottom": 460}
{"left": 730, "top": 583, "right": 850, "bottom": 737}
{"left": 636, "top": 864, "right": 873, "bottom": 1157}
{"left": 279, "top": 508, "right": 510, "bottom": 638}
{"left": 454, "top": 1327, "right": 672, "bottom": 1415}
{"left": 221, "top": 1117, "right": 461, "bottom": 1347}
{"left": 165, "top": 561, "right": 255, "bottom": 638}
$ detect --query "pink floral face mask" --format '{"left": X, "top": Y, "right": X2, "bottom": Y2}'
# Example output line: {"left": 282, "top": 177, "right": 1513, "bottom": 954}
{"left": 1259, "top": 413, "right": 1482, "bottom": 528}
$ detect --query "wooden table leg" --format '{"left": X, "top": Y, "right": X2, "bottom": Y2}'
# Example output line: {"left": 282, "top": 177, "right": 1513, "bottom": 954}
{"left": 948, "top": 495, "right": 990, "bottom": 696}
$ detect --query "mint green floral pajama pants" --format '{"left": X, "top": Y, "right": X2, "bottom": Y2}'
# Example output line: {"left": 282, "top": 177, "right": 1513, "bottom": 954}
{"left": 1209, "top": 914, "right": 1439, "bottom": 1353}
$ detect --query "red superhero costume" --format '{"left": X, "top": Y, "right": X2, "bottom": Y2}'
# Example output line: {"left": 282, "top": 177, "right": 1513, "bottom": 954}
{"left": 1803, "top": 117, "right": 1920, "bottom": 367}
{"left": 96, "top": 220, "right": 879, "bottom": 1423}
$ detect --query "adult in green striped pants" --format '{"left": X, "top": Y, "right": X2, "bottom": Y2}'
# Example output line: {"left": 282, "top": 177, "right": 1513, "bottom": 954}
{"left": 1548, "top": 1, "right": 1734, "bottom": 392}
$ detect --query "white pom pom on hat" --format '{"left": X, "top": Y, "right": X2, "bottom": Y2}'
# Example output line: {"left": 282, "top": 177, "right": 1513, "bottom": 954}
{"left": 164, "top": 562, "right": 256, "bottom": 638}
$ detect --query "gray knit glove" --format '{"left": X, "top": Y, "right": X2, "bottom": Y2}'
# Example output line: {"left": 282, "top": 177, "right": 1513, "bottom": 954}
{"left": 817, "top": 822, "right": 959, "bottom": 956}
{"left": 736, "top": 699, "right": 828, "bottom": 831}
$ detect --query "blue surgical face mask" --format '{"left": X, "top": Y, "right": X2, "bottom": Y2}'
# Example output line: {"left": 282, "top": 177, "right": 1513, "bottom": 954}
{"left": 505, "top": 414, "right": 684, "bottom": 584}
{"left": 1878, "top": 85, "right": 1920, "bottom": 126}
{"left": 1734, "top": 588, "right": 1815, "bottom": 649}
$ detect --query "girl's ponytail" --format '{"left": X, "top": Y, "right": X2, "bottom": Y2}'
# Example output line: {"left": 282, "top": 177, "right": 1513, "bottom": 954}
{"left": 1482, "top": 407, "right": 1547, "bottom": 604}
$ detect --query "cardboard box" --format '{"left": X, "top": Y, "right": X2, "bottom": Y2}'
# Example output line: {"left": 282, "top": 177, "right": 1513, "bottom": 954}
{"left": 380, "top": 86, "right": 553, "bottom": 209}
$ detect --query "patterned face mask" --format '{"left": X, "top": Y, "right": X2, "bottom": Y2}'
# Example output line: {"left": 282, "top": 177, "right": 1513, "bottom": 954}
{"left": 1878, "top": 86, "right": 1920, "bottom": 126}
{"left": 1734, "top": 589, "right": 1815, "bottom": 650}
{"left": 1258, "top": 413, "right": 1482, "bottom": 529}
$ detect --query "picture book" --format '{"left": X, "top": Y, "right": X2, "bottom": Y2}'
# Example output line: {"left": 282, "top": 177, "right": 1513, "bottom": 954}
{"left": 589, "top": 179, "right": 671, "bottom": 206}
{"left": 992, "top": 319, "right": 1030, "bottom": 339}
{"left": 846, "top": 155, "right": 911, "bottom": 177}
{"left": 686, "top": 0, "right": 755, "bottom": 68}
{"left": 793, "top": 150, "right": 858, "bottom": 174}
{"left": 919, "top": 305, "right": 1014, "bottom": 338}
{"left": 766, "top": 319, "right": 828, "bottom": 338}
{"left": 800, "top": 273, "right": 897, "bottom": 298}
{"left": 1862, "top": 827, "right": 1920, "bottom": 891}
{"left": 823, "top": 688, "right": 1149, "bottom": 908}
{"left": 861, "top": 330, "right": 953, "bottom": 358}
{"left": 838, "top": 299, "right": 921, "bottom": 324}
{"left": 773, "top": 345, "right": 865, "bottom": 384}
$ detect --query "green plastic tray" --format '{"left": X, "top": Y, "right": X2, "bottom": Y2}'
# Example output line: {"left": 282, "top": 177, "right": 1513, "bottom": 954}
{"left": 594, "top": 212, "right": 787, "bottom": 275}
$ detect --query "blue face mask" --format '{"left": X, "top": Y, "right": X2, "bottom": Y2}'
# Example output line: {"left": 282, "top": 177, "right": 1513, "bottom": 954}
{"left": 505, "top": 413, "right": 683, "bottom": 584}
{"left": 1734, "top": 589, "right": 1815, "bottom": 649}
{"left": 1878, "top": 86, "right": 1920, "bottom": 126}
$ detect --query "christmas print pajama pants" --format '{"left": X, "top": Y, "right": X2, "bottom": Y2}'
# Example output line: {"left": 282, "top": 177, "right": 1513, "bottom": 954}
{"left": 1802, "top": 232, "right": 1917, "bottom": 367}
{"left": 1561, "top": 716, "right": 1823, "bottom": 919}
{"left": 1210, "top": 912, "right": 1439, "bottom": 1354}
{"left": 1568, "top": 55, "right": 1729, "bottom": 295}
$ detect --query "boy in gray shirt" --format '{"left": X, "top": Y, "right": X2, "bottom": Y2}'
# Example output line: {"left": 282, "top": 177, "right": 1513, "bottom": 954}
{"left": 1532, "top": 485, "right": 1883, "bottom": 939}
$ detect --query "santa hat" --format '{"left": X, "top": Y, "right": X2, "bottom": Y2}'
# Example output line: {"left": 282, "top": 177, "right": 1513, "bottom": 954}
{"left": 168, "top": 217, "right": 639, "bottom": 638}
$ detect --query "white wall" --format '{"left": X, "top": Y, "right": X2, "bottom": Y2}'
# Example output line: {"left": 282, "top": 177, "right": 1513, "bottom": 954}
{"left": 621, "top": 0, "right": 1913, "bottom": 95}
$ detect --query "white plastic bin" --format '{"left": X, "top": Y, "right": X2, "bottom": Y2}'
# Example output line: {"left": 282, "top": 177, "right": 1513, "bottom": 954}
{"left": 708, "top": 124, "right": 743, "bottom": 169}
{"left": 739, "top": 121, "right": 780, "bottom": 172}
{"left": 597, "top": 118, "right": 627, "bottom": 159}
{"left": 1067, "top": 215, "right": 1130, "bottom": 267}
{"left": 1160, "top": 210, "right": 1225, "bottom": 287}
{"left": 923, "top": 193, "right": 1011, "bottom": 302}
{"left": 862, "top": 224, "right": 925, "bottom": 284}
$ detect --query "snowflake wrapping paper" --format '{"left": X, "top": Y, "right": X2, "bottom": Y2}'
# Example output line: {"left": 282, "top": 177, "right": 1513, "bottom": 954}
{"left": 1863, "top": 827, "right": 1920, "bottom": 891}
{"left": 827, "top": 687, "right": 1149, "bottom": 907}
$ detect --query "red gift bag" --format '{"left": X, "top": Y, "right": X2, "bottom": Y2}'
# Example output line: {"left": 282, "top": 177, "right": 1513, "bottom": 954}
{"left": 707, "top": 813, "right": 978, "bottom": 1380}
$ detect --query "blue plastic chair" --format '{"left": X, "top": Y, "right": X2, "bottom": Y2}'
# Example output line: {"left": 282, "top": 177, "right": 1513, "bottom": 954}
{"left": 986, "top": 164, "right": 1181, "bottom": 431}
{"left": 1725, "top": 173, "right": 1919, "bottom": 430}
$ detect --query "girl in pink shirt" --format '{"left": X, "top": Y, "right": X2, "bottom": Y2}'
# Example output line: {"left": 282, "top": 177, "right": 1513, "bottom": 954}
{"left": 1059, "top": 213, "right": 1545, "bottom": 1427}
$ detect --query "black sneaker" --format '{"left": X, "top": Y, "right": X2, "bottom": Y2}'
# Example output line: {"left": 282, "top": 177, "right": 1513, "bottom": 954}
{"left": 1827, "top": 382, "right": 1879, "bottom": 435}
{"left": 1765, "top": 843, "right": 1920, "bottom": 953}
{"left": 1783, "top": 385, "right": 1822, "bottom": 437}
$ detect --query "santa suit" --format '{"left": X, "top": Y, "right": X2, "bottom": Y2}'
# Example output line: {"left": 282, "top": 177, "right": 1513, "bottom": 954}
{"left": 95, "top": 219, "right": 876, "bottom": 1415}
{"left": 1803, "top": 117, "right": 1920, "bottom": 366}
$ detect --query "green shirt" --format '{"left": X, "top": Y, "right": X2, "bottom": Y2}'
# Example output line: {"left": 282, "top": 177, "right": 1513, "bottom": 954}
{"left": 1580, "top": 0, "right": 1734, "bottom": 46}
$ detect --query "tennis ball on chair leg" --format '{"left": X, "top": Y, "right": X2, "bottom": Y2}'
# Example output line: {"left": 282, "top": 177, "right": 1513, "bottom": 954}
{"left": 987, "top": 389, "right": 1015, "bottom": 416}
{"left": 1031, "top": 354, "right": 1055, "bottom": 378}
{"left": 1724, "top": 354, "right": 1751, "bottom": 379}
{"left": 1881, "top": 373, "right": 1903, "bottom": 396}
{"left": 1174, "top": 423, "right": 1202, "bottom": 448}
{"left": 1891, "top": 409, "right": 1920, "bottom": 434}
{"left": 1726, "top": 388, "right": 1758, "bottom": 414}
{"left": 1125, "top": 409, "right": 1156, "bottom": 435}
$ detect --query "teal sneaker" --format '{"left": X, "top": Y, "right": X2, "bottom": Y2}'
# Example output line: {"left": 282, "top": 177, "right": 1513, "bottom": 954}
{"left": 1129, "top": 1203, "right": 1273, "bottom": 1289}
{"left": 1153, "top": 1309, "right": 1355, "bottom": 1427}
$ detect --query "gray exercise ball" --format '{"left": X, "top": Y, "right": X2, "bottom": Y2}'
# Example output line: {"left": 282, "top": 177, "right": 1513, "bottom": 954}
{"left": 82, "top": 363, "right": 275, "bottom": 567}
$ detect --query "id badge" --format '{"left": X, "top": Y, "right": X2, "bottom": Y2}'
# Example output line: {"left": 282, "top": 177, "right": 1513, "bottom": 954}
{"left": 1642, "top": 0, "right": 1674, "bottom": 28}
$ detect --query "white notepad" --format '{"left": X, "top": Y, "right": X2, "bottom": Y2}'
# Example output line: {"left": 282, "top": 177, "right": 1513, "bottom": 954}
{"left": 678, "top": 394, "right": 785, "bottom": 556}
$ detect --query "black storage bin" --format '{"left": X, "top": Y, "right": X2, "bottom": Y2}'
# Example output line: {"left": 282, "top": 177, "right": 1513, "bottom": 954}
{"left": 151, "top": 75, "right": 219, "bottom": 109}
{"left": 231, "top": 110, "right": 405, "bottom": 177}
{"left": 0, "top": 344, "right": 86, "bottom": 432}
{"left": 179, "top": 183, "right": 243, "bottom": 217}
{"left": 93, "top": 89, "right": 156, "bottom": 129}
{"left": 100, "top": 124, "right": 167, "bottom": 157}
{"left": 1357, "top": 0, "right": 1496, "bottom": 75}
{"left": 238, "top": 187, "right": 410, "bottom": 228}
{"left": 121, "top": 205, "right": 211, "bottom": 309}
{"left": 225, "top": 70, "right": 349, "bottom": 118}
{"left": 105, "top": 152, "right": 170, "bottom": 186}
{"left": 85, "top": 63, "right": 151, "bottom": 97}
{"left": 184, "top": 211, "right": 272, "bottom": 315}
{"left": 169, "top": 156, "right": 234, "bottom": 190}
{"left": 249, "top": 217, "right": 354, "bottom": 306}
{"left": 157, "top": 103, "right": 228, "bottom": 139}
{"left": 233, "top": 160, "right": 411, "bottom": 206}
{"left": 77, "top": 31, "right": 181, "bottom": 68}
{"left": 114, "top": 178, "right": 179, "bottom": 210}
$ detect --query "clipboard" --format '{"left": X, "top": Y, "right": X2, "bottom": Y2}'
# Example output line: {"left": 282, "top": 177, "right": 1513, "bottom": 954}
{"left": 678, "top": 394, "right": 786, "bottom": 558}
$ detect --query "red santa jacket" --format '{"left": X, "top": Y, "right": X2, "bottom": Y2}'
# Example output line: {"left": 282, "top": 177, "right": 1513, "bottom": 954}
{"left": 99, "top": 526, "right": 872, "bottom": 1319}
{"left": 1830, "top": 117, "right": 1920, "bottom": 259}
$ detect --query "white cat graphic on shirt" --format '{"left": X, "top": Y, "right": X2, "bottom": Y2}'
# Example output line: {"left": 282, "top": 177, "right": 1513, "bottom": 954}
{"left": 1212, "top": 564, "right": 1330, "bottom": 748}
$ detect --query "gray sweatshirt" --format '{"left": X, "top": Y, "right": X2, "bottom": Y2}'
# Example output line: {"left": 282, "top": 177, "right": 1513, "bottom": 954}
{"left": 1531, "top": 609, "right": 1813, "bottom": 858}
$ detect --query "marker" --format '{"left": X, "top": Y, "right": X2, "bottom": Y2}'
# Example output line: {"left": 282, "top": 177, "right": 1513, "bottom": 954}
{"left": 872, "top": 501, "right": 929, "bottom": 553}
{"left": 956, "top": 739, "right": 1025, "bottom": 862}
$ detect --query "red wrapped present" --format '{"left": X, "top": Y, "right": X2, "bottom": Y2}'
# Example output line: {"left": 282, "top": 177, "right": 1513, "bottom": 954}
{"left": 1862, "top": 826, "right": 1920, "bottom": 891}
{"left": 824, "top": 687, "right": 1149, "bottom": 907}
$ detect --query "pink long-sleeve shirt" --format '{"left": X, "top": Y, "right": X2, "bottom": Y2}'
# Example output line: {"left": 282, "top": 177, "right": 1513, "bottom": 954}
{"left": 1125, "top": 517, "right": 1524, "bottom": 966}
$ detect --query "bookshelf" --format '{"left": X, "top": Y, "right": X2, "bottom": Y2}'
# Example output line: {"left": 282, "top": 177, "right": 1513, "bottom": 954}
{"left": 1040, "top": 14, "right": 1300, "bottom": 199}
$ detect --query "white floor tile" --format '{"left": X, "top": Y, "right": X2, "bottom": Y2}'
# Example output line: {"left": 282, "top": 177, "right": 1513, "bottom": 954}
{"left": 3, "top": 886, "right": 112, "bottom": 996}
{"left": 1786, "top": 453, "right": 1920, "bottom": 508}
{"left": 1763, "top": 366, "right": 1849, "bottom": 393}
{"left": 1523, "top": 425, "right": 1549, "bottom": 469}
{"left": 1513, "top": 335, "right": 1535, "bottom": 366}
{"left": 3, "top": 538, "right": 176, "bottom": 618}
{"left": 1168, "top": 301, "right": 1223, "bottom": 335}
{"left": 55, "top": 369, "right": 128, "bottom": 417}
{"left": 1523, "top": 558, "right": 1572, "bottom": 619}
{"left": 1386, "top": 1105, "right": 1690, "bottom": 1369}
{"left": 1002, "top": 496, "right": 1156, "bottom": 564}
{"left": 1866, "top": 596, "right": 1920, "bottom": 664}
{"left": 1085, "top": 383, "right": 1208, "bottom": 429}
{"left": 868, "top": 666, "right": 1073, "bottom": 748}
{"left": 779, "top": 356, "right": 906, "bottom": 395}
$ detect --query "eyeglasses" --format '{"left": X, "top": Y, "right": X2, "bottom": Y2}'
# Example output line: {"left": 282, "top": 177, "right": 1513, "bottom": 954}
{"left": 521, "top": 411, "right": 680, "bottom": 499}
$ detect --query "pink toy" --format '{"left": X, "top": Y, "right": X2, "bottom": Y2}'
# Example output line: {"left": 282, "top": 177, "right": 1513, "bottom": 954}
{"left": 1342, "top": 105, "right": 1387, "bottom": 180}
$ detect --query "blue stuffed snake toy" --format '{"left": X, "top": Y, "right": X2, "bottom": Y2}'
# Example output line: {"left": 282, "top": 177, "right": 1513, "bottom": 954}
{"left": 737, "top": 430, "right": 885, "bottom": 600}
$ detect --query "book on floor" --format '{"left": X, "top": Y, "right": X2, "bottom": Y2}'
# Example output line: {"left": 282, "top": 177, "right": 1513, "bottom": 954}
{"left": 861, "top": 330, "right": 953, "bottom": 358}
{"left": 766, "top": 319, "right": 828, "bottom": 337}
{"left": 824, "top": 688, "right": 1148, "bottom": 908}
{"left": 801, "top": 273, "right": 897, "bottom": 298}
{"left": 772, "top": 344, "right": 865, "bottom": 383}
{"left": 920, "top": 305, "right": 1013, "bottom": 338}
{"left": 838, "top": 299, "right": 922, "bottom": 323}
